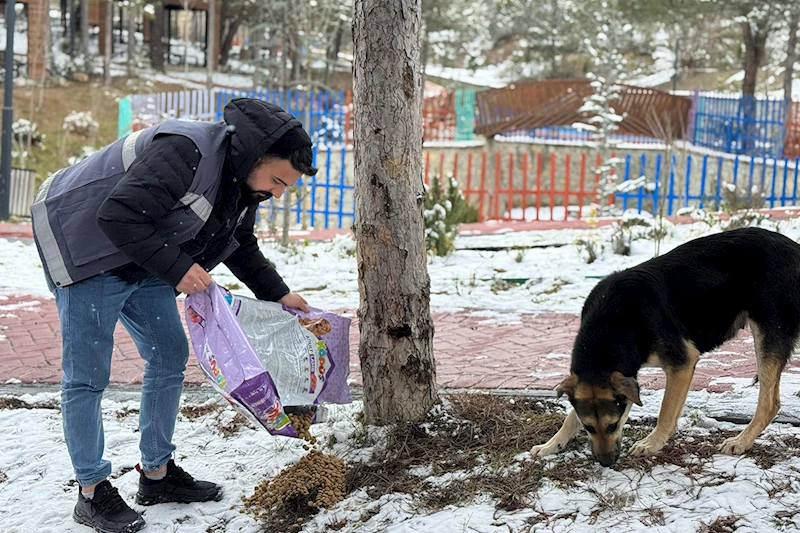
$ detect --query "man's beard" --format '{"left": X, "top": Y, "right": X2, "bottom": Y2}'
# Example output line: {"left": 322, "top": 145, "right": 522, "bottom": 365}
{"left": 241, "top": 182, "right": 273, "bottom": 203}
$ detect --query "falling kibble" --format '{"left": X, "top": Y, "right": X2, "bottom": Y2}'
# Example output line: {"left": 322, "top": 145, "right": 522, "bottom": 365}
{"left": 287, "top": 411, "right": 317, "bottom": 444}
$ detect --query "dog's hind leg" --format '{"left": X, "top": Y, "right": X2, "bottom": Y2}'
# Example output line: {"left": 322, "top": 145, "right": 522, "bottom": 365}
{"left": 720, "top": 321, "right": 786, "bottom": 455}
{"left": 631, "top": 341, "right": 700, "bottom": 456}
{"left": 530, "top": 409, "right": 582, "bottom": 458}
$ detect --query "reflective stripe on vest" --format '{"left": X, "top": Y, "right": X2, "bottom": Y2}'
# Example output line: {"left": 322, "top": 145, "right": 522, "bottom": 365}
{"left": 31, "top": 169, "right": 73, "bottom": 286}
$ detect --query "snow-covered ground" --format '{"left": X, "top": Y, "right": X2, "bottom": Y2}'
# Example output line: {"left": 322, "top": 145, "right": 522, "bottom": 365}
{"left": 5, "top": 377, "right": 800, "bottom": 532}
{"left": 6, "top": 221, "right": 800, "bottom": 531}
{"left": 5, "top": 216, "right": 800, "bottom": 320}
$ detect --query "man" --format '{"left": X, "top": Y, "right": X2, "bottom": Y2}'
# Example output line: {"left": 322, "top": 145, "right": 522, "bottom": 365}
{"left": 31, "top": 98, "right": 316, "bottom": 532}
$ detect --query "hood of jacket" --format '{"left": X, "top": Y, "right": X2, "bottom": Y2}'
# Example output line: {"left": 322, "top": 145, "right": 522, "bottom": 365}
{"left": 223, "top": 98, "right": 302, "bottom": 182}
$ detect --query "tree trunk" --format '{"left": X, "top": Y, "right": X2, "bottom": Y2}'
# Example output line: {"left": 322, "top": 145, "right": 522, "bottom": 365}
{"left": 324, "top": 21, "right": 343, "bottom": 86}
{"left": 103, "top": 0, "right": 112, "bottom": 85}
{"left": 150, "top": 2, "right": 166, "bottom": 73}
{"left": 741, "top": 20, "right": 768, "bottom": 153}
{"left": 741, "top": 21, "right": 767, "bottom": 97}
{"left": 218, "top": 4, "right": 243, "bottom": 68}
{"left": 420, "top": 35, "right": 428, "bottom": 102}
{"left": 785, "top": 10, "right": 799, "bottom": 102}
{"left": 206, "top": 0, "right": 216, "bottom": 89}
{"left": 549, "top": 0, "right": 558, "bottom": 76}
{"left": 127, "top": 4, "right": 137, "bottom": 77}
{"left": 352, "top": 0, "right": 439, "bottom": 425}
{"left": 289, "top": 29, "right": 302, "bottom": 83}
{"left": 80, "top": 0, "right": 89, "bottom": 58}
{"left": 182, "top": 0, "right": 190, "bottom": 74}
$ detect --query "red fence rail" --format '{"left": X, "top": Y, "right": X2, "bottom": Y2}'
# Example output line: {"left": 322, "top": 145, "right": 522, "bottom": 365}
{"left": 424, "top": 150, "right": 616, "bottom": 222}
{"left": 423, "top": 149, "right": 800, "bottom": 222}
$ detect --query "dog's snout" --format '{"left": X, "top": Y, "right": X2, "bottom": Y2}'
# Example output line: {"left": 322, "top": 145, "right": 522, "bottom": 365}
{"left": 596, "top": 452, "right": 618, "bottom": 467}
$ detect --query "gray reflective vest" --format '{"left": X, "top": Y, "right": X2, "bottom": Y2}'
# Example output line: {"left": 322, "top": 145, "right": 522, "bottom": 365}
{"left": 31, "top": 119, "right": 230, "bottom": 288}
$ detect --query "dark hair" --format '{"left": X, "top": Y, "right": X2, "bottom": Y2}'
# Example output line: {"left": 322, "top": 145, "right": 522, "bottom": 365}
{"left": 288, "top": 145, "right": 318, "bottom": 176}
{"left": 253, "top": 147, "right": 318, "bottom": 177}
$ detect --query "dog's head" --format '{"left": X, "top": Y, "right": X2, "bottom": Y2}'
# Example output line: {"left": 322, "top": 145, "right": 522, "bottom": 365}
{"left": 557, "top": 371, "right": 642, "bottom": 466}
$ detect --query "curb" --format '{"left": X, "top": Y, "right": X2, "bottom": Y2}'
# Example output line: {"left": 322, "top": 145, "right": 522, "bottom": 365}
{"left": 3, "top": 383, "right": 798, "bottom": 428}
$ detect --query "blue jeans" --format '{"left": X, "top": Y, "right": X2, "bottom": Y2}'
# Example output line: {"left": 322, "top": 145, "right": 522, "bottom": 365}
{"left": 55, "top": 273, "right": 188, "bottom": 487}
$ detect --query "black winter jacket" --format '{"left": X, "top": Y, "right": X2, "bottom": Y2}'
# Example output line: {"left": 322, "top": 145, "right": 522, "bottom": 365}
{"left": 95, "top": 100, "right": 295, "bottom": 302}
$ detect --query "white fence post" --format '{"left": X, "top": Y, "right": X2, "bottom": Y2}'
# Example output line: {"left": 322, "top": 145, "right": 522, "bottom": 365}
{"left": 9, "top": 168, "right": 35, "bottom": 218}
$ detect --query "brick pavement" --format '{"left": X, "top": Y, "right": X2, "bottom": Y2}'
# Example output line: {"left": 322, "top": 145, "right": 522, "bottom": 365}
{"left": 0, "top": 293, "right": 786, "bottom": 393}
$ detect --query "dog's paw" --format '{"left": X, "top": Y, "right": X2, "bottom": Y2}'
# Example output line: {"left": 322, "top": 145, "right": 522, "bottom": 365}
{"left": 719, "top": 435, "right": 753, "bottom": 455}
{"left": 530, "top": 441, "right": 563, "bottom": 458}
{"left": 629, "top": 435, "right": 666, "bottom": 456}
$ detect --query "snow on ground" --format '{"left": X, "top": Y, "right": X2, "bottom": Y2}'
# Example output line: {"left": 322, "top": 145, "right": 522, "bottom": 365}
{"left": 5, "top": 217, "right": 800, "bottom": 321}
{"left": 423, "top": 64, "right": 510, "bottom": 89}
{"left": 6, "top": 220, "right": 800, "bottom": 531}
{"left": 5, "top": 377, "right": 800, "bottom": 532}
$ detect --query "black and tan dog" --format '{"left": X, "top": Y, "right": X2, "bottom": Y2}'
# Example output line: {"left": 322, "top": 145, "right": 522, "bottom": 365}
{"left": 531, "top": 227, "right": 800, "bottom": 466}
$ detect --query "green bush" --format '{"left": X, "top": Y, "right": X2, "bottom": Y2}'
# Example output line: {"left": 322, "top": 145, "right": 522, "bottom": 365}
{"left": 423, "top": 174, "right": 476, "bottom": 256}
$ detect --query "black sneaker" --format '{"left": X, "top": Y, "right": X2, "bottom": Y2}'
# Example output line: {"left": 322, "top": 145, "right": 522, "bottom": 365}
{"left": 135, "top": 460, "right": 223, "bottom": 505}
{"left": 73, "top": 480, "right": 146, "bottom": 533}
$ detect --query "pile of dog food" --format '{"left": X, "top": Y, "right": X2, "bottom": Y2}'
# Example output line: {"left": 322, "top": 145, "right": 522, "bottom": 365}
{"left": 242, "top": 411, "right": 347, "bottom": 527}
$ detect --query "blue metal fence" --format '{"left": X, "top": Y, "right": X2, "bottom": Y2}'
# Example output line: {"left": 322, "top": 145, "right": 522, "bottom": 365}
{"left": 692, "top": 92, "right": 791, "bottom": 159}
{"left": 214, "top": 89, "right": 351, "bottom": 148}
{"left": 256, "top": 147, "right": 355, "bottom": 230}
{"left": 256, "top": 148, "right": 800, "bottom": 229}
{"left": 615, "top": 152, "right": 800, "bottom": 217}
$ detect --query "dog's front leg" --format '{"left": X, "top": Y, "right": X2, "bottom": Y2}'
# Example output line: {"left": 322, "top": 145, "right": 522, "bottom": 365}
{"left": 530, "top": 409, "right": 582, "bottom": 457}
{"left": 630, "top": 348, "right": 698, "bottom": 456}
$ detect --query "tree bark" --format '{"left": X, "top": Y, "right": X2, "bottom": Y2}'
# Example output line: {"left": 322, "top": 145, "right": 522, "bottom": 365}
{"left": 218, "top": 2, "right": 244, "bottom": 68}
{"left": 420, "top": 35, "right": 429, "bottom": 102}
{"left": 103, "top": 0, "right": 112, "bottom": 85}
{"left": 150, "top": 2, "right": 166, "bottom": 73}
{"left": 741, "top": 21, "right": 767, "bottom": 98}
{"left": 324, "top": 20, "right": 343, "bottom": 86}
{"left": 289, "top": 29, "right": 302, "bottom": 83}
{"left": 206, "top": 0, "right": 216, "bottom": 88}
{"left": 785, "top": 9, "right": 799, "bottom": 102}
{"left": 741, "top": 20, "right": 768, "bottom": 153}
{"left": 127, "top": 3, "right": 137, "bottom": 77}
{"left": 352, "top": 0, "right": 439, "bottom": 425}
{"left": 80, "top": 0, "right": 89, "bottom": 58}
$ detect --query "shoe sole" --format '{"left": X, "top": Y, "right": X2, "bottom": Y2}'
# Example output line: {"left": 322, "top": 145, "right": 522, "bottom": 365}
{"left": 135, "top": 488, "right": 224, "bottom": 506}
{"left": 73, "top": 509, "right": 146, "bottom": 533}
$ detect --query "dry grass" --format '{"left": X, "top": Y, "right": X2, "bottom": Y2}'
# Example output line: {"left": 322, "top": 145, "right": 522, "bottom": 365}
{"left": 237, "top": 394, "right": 800, "bottom": 532}
{"left": 748, "top": 435, "right": 800, "bottom": 469}
{"left": 2, "top": 77, "right": 187, "bottom": 186}
{"left": 181, "top": 403, "right": 222, "bottom": 420}
{"left": 344, "top": 394, "right": 594, "bottom": 514}
{"left": 0, "top": 397, "right": 59, "bottom": 410}
{"left": 700, "top": 515, "right": 743, "bottom": 533}
{"left": 115, "top": 406, "right": 139, "bottom": 420}
{"left": 217, "top": 413, "right": 252, "bottom": 438}
{"left": 640, "top": 505, "right": 667, "bottom": 526}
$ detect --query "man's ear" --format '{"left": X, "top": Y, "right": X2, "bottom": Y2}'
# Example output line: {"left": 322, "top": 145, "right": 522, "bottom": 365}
{"left": 556, "top": 373, "right": 579, "bottom": 399}
{"left": 610, "top": 371, "right": 642, "bottom": 406}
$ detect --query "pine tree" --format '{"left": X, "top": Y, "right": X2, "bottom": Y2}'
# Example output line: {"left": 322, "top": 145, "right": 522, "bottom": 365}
{"left": 573, "top": 2, "right": 630, "bottom": 216}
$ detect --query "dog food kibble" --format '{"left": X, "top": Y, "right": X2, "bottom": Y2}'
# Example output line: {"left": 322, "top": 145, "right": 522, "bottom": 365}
{"left": 242, "top": 449, "right": 346, "bottom": 521}
{"left": 287, "top": 411, "right": 317, "bottom": 444}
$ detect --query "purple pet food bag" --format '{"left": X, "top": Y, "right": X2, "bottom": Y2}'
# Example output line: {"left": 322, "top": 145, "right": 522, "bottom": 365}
{"left": 185, "top": 283, "right": 351, "bottom": 438}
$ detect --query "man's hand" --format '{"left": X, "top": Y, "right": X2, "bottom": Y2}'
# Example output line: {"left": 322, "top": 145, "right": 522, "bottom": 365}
{"left": 279, "top": 292, "right": 310, "bottom": 313}
{"left": 176, "top": 263, "right": 213, "bottom": 294}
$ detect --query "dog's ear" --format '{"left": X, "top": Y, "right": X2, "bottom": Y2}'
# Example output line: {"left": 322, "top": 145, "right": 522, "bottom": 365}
{"left": 610, "top": 371, "right": 642, "bottom": 406}
{"left": 556, "top": 373, "right": 579, "bottom": 399}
